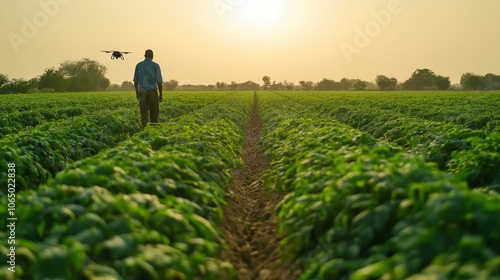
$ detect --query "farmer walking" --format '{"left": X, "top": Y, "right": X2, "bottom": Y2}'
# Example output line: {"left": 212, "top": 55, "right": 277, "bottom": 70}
{"left": 134, "top": 49, "right": 163, "bottom": 127}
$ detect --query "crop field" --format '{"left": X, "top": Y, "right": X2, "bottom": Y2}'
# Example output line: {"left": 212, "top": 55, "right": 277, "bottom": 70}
{"left": 1, "top": 91, "right": 500, "bottom": 279}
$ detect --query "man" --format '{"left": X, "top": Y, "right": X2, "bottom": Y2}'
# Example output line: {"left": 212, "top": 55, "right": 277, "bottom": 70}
{"left": 133, "top": 49, "right": 163, "bottom": 128}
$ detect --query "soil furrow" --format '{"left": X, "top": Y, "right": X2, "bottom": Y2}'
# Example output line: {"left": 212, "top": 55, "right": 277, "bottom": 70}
{"left": 219, "top": 93, "right": 297, "bottom": 280}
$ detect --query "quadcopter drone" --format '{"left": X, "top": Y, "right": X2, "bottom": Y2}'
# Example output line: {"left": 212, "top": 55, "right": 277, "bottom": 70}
{"left": 101, "top": 50, "right": 131, "bottom": 60}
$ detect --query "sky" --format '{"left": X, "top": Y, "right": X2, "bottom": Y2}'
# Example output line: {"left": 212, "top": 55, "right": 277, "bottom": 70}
{"left": 1, "top": 0, "right": 499, "bottom": 86}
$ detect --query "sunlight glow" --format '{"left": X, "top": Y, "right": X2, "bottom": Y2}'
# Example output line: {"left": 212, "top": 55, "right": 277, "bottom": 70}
{"left": 237, "top": 0, "right": 288, "bottom": 29}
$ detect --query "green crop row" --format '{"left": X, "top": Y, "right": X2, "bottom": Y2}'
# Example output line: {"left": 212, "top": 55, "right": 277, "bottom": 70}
{"left": 375, "top": 119, "right": 500, "bottom": 191}
{"left": 0, "top": 92, "right": 253, "bottom": 279}
{"left": 276, "top": 91, "right": 500, "bottom": 132}
{"left": 259, "top": 92, "right": 500, "bottom": 279}
{"left": 0, "top": 107, "right": 86, "bottom": 138}
{"left": 0, "top": 92, "right": 135, "bottom": 116}
{"left": 448, "top": 132, "right": 500, "bottom": 191}
{"left": 0, "top": 109, "right": 141, "bottom": 194}
{"left": 0, "top": 91, "right": 230, "bottom": 138}
{"left": 0, "top": 92, "right": 243, "bottom": 194}
{"left": 273, "top": 91, "right": 500, "bottom": 190}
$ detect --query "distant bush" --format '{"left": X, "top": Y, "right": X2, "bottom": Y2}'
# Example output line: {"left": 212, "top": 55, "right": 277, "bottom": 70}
{"left": 41, "top": 88, "right": 56, "bottom": 93}
{"left": 27, "top": 88, "right": 40, "bottom": 93}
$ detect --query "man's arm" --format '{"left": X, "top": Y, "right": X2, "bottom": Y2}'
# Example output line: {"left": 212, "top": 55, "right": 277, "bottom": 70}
{"left": 133, "top": 64, "right": 140, "bottom": 100}
{"left": 157, "top": 82, "right": 163, "bottom": 103}
{"left": 134, "top": 81, "right": 139, "bottom": 100}
{"left": 156, "top": 63, "right": 163, "bottom": 103}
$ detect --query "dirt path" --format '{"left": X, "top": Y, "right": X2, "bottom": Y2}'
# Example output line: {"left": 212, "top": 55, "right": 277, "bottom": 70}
{"left": 219, "top": 93, "right": 299, "bottom": 280}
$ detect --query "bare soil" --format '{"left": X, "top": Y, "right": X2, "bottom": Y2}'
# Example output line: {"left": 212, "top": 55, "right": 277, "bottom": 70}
{"left": 219, "top": 94, "right": 300, "bottom": 280}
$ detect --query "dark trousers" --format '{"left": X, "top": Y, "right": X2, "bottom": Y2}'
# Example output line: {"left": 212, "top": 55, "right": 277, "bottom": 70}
{"left": 138, "top": 88, "right": 159, "bottom": 127}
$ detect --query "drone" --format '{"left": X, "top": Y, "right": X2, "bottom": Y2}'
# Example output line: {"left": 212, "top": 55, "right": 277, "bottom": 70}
{"left": 101, "top": 50, "right": 131, "bottom": 60}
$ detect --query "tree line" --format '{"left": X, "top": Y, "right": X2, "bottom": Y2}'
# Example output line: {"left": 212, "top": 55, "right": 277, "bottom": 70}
{"left": 0, "top": 58, "right": 110, "bottom": 94}
{"left": 106, "top": 80, "right": 262, "bottom": 92}
{"left": 372, "top": 69, "right": 500, "bottom": 91}
{"left": 260, "top": 70, "right": 498, "bottom": 91}
{"left": 1, "top": 59, "right": 499, "bottom": 94}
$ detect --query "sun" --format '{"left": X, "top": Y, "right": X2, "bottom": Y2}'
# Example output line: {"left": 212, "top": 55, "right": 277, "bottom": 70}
{"left": 236, "top": 0, "right": 288, "bottom": 29}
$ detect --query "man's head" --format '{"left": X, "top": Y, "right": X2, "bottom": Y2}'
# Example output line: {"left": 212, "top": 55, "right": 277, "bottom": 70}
{"left": 144, "top": 49, "right": 154, "bottom": 59}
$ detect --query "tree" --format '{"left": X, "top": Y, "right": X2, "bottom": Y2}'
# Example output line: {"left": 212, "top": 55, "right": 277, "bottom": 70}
{"left": 338, "top": 78, "right": 352, "bottom": 90}
{"left": 39, "top": 68, "right": 66, "bottom": 92}
{"left": 353, "top": 80, "right": 367, "bottom": 91}
{"left": 299, "top": 80, "right": 314, "bottom": 90}
{"left": 0, "top": 74, "right": 9, "bottom": 89}
{"left": 460, "top": 73, "right": 484, "bottom": 90}
{"left": 27, "top": 78, "right": 39, "bottom": 91}
{"left": 434, "top": 75, "right": 451, "bottom": 90}
{"left": 121, "top": 81, "right": 135, "bottom": 91}
{"left": 215, "top": 82, "right": 227, "bottom": 90}
{"left": 66, "top": 74, "right": 94, "bottom": 92}
{"left": 164, "top": 79, "right": 179, "bottom": 91}
{"left": 269, "top": 81, "right": 285, "bottom": 91}
{"left": 59, "top": 58, "right": 108, "bottom": 91}
{"left": 316, "top": 78, "right": 336, "bottom": 90}
{"left": 59, "top": 58, "right": 107, "bottom": 77}
{"left": 238, "top": 81, "right": 260, "bottom": 90}
{"left": 107, "top": 84, "right": 121, "bottom": 91}
{"left": 228, "top": 81, "right": 238, "bottom": 91}
{"left": 262, "top": 76, "right": 271, "bottom": 90}
{"left": 99, "top": 77, "right": 110, "bottom": 91}
{"left": 402, "top": 68, "right": 436, "bottom": 90}
{"left": 0, "top": 74, "right": 10, "bottom": 93}
{"left": 2, "top": 78, "right": 32, "bottom": 94}
{"left": 376, "top": 75, "right": 398, "bottom": 90}
{"left": 484, "top": 73, "right": 500, "bottom": 90}
{"left": 283, "top": 80, "right": 295, "bottom": 90}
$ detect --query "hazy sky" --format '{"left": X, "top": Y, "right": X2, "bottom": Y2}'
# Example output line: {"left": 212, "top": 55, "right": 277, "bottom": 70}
{"left": 1, "top": 0, "right": 499, "bottom": 85}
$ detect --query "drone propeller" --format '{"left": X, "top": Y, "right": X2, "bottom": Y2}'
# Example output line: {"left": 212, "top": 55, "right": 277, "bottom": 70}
{"left": 121, "top": 52, "right": 131, "bottom": 54}
{"left": 101, "top": 50, "right": 113, "bottom": 53}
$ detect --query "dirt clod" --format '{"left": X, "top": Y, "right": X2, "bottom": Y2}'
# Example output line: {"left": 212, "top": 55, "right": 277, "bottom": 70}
{"left": 257, "top": 269, "right": 272, "bottom": 280}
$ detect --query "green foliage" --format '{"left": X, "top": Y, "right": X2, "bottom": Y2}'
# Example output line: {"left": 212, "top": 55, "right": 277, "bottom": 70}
{"left": 0, "top": 91, "right": 248, "bottom": 194}
{"left": 272, "top": 91, "right": 500, "bottom": 189}
{"left": 299, "top": 80, "right": 314, "bottom": 90}
{"left": 448, "top": 132, "right": 500, "bottom": 190}
{"left": 164, "top": 79, "right": 179, "bottom": 90}
{"left": 0, "top": 92, "right": 252, "bottom": 279}
{"left": 376, "top": 75, "right": 398, "bottom": 90}
{"left": 1, "top": 60, "right": 110, "bottom": 93}
{"left": 1, "top": 90, "right": 498, "bottom": 279}
{"left": 434, "top": 75, "right": 451, "bottom": 90}
{"left": 0, "top": 109, "right": 141, "bottom": 193}
{"left": 237, "top": 80, "right": 260, "bottom": 90}
{"left": 38, "top": 68, "right": 67, "bottom": 92}
{"left": 0, "top": 78, "right": 35, "bottom": 94}
{"left": 353, "top": 80, "right": 367, "bottom": 91}
{"left": 461, "top": 72, "right": 485, "bottom": 90}
{"left": 315, "top": 78, "right": 352, "bottom": 91}
{"left": 259, "top": 91, "right": 500, "bottom": 279}
{"left": 0, "top": 74, "right": 9, "bottom": 89}
{"left": 401, "top": 68, "right": 437, "bottom": 90}
{"left": 0, "top": 91, "right": 236, "bottom": 137}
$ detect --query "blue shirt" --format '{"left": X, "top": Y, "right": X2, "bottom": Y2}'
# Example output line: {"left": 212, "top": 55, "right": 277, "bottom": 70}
{"left": 133, "top": 58, "right": 163, "bottom": 90}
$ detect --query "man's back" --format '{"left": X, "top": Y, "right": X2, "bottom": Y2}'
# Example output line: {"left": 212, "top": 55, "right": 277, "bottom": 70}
{"left": 134, "top": 58, "right": 162, "bottom": 90}
{"left": 134, "top": 49, "right": 163, "bottom": 128}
